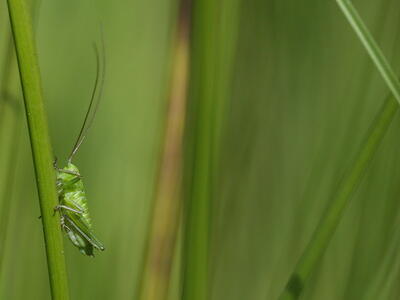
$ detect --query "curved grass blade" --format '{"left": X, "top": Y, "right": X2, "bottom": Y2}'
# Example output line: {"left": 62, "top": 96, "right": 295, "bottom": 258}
{"left": 279, "top": 95, "right": 398, "bottom": 300}
{"left": 279, "top": 1, "right": 400, "bottom": 298}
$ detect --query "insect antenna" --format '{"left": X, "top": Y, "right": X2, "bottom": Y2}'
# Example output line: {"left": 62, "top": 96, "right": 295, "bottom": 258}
{"left": 68, "top": 33, "right": 105, "bottom": 163}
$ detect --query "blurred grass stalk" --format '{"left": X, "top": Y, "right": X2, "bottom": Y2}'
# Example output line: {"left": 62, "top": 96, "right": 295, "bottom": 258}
{"left": 0, "top": 35, "right": 22, "bottom": 274}
{"left": 0, "top": 37, "right": 16, "bottom": 131}
{"left": 138, "top": 1, "right": 189, "bottom": 300}
{"left": 182, "top": 0, "right": 240, "bottom": 299}
{"left": 6, "top": 0, "right": 69, "bottom": 299}
{"left": 279, "top": 96, "right": 398, "bottom": 300}
{"left": 335, "top": 0, "right": 400, "bottom": 105}
{"left": 279, "top": 1, "right": 400, "bottom": 299}
{"left": 1, "top": 0, "right": 41, "bottom": 282}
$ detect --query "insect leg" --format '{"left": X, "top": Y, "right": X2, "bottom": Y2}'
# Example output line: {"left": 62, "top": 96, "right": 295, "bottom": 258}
{"left": 53, "top": 157, "right": 58, "bottom": 169}
{"left": 56, "top": 180, "right": 63, "bottom": 194}
{"left": 67, "top": 199, "right": 84, "bottom": 212}
{"left": 54, "top": 205, "right": 83, "bottom": 215}
{"left": 57, "top": 168, "right": 82, "bottom": 178}
{"left": 62, "top": 220, "right": 82, "bottom": 248}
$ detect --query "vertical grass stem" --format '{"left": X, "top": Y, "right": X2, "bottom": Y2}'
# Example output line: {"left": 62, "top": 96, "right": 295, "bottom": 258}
{"left": 6, "top": 0, "right": 69, "bottom": 299}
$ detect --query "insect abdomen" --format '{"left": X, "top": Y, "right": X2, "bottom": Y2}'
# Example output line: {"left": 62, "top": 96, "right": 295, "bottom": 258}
{"left": 64, "top": 190, "right": 92, "bottom": 228}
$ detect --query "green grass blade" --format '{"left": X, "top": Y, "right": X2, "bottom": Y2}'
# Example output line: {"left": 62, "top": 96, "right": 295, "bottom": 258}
{"left": 0, "top": 37, "right": 16, "bottom": 131}
{"left": 182, "top": 1, "right": 216, "bottom": 299}
{"left": 182, "top": 0, "right": 241, "bottom": 298}
{"left": 335, "top": 0, "right": 400, "bottom": 104}
{"left": 0, "top": 95, "right": 22, "bottom": 273}
{"left": 278, "top": 1, "right": 400, "bottom": 299}
{"left": 279, "top": 95, "right": 398, "bottom": 300}
{"left": 0, "top": 36, "right": 18, "bottom": 273}
{"left": 6, "top": 0, "right": 69, "bottom": 299}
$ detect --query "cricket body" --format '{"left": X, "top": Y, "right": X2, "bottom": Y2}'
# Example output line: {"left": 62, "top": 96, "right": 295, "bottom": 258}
{"left": 54, "top": 38, "right": 105, "bottom": 257}
{"left": 56, "top": 163, "right": 104, "bottom": 256}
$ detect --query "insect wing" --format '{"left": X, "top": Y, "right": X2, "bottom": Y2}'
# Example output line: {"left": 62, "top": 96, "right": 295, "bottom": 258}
{"left": 66, "top": 212, "right": 105, "bottom": 251}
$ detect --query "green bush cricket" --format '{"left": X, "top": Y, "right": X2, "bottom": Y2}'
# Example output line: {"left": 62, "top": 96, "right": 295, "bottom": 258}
{"left": 54, "top": 39, "right": 105, "bottom": 257}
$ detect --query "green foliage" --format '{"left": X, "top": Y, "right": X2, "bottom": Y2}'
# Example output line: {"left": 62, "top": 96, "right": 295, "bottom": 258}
{"left": 2, "top": 0, "right": 400, "bottom": 300}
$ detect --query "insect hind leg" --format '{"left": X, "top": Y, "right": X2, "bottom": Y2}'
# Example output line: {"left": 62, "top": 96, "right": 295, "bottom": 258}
{"left": 54, "top": 204, "right": 83, "bottom": 216}
{"left": 61, "top": 220, "right": 82, "bottom": 248}
{"left": 57, "top": 168, "right": 82, "bottom": 179}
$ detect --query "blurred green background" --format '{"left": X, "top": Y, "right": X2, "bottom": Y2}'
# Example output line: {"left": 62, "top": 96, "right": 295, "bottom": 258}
{"left": 2, "top": 0, "right": 400, "bottom": 299}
